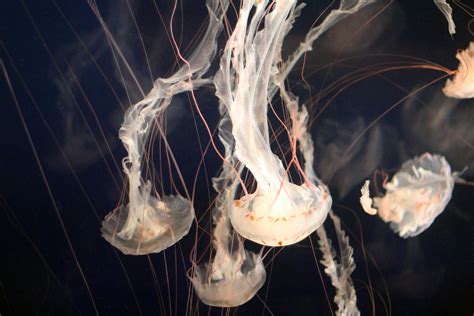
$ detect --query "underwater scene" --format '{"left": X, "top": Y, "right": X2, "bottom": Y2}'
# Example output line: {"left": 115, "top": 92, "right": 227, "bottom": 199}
{"left": 1, "top": 0, "right": 473, "bottom": 315}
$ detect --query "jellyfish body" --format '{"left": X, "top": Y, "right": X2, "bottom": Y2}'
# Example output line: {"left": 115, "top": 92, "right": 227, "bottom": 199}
{"left": 214, "top": 0, "right": 331, "bottom": 247}
{"left": 101, "top": 0, "right": 228, "bottom": 255}
{"left": 230, "top": 181, "right": 331, "bottom": 246}
{"left": 192, "top": 251, "right": 266, "bottom": 307}
{"left": 361, "top": 153, "right": 454, "bottom": 238}
{"left": 443, "top": 42, "right": 474, "bottom": 99}
{"left": 101, "top": 185, "right": 193, "bottom": 255}
{"left": 192, "top": 213, "right": 266, "bottom": 307}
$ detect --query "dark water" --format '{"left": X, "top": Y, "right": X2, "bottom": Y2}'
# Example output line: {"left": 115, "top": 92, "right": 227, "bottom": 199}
{"left": 1, "top": 0, "right": 473, "bottom": 315}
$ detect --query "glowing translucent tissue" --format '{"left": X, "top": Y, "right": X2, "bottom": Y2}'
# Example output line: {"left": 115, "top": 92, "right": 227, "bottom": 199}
{"left": 214, "top": 0, "right": 334, "bottom": 247}
{"left": 443, "top": 42, "right": 474, "bottom": 99}
{"left": 360, "top": 153, "right": 455, "bottom": 238}
{"left": 102, "top": 189, "right": 193, "bottom": 255}
{"left": 212, "top": 0, "right": 376, "bottom": 246}
{"left": 101, "top": 0, "right": 227, "bottom": 255}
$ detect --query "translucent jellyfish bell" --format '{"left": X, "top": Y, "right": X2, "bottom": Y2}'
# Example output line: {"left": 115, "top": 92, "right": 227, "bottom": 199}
{"left": 192, "top": 215, "right": 266, "bottom": 307}
{"left": 101, "top": 182, "right": 193, "bottom": 255}
{"left": 360, "top": 153, "right": 454, "bottom": 238}
{"left": 443, "top": 42, "right": 474, "bottom": 99}
{"left": 192, "top": 249, "right": 265, "bottom": 307}
{"left": 230, "top": 179, "right": 331, "bottom": 247}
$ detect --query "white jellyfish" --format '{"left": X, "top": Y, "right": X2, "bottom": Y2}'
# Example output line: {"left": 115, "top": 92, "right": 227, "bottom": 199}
{"left": 213, "top": 0, "right": 375, "bottom": 247}
{"left": 101, "top": 0, "right": 228, "bottom": 255}
{"left": 360, "top": 153, "right": 455, "bottom": 238}
{"left": 192, "top": 104, "right": 266, "bottom": 307}
{"left": 443, "top": 42, "right": 474, "bottom": 99}
{"left": 212, "top": 0, "right": 330, "bottom": 247}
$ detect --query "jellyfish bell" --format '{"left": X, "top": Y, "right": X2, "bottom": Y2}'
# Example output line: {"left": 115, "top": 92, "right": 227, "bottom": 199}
{"left": 443, "top": 42, "right": 474, "bottom": 99}
{"left": 192, "top": 249, "right": 265, "bottom": 307}
{"left": 191, "top": 216, "right": 266, "bottom": 307}
{"left": 361, "top": 153, "right": 455, "bottom": 238}
{"left": 101, "top": 182, "right": 193, "bottom": 255}
{"left": 230, "top": 180, "right": 331, "bottom": 247}
{"left": 191, "top": 173, "right": 267, "bottom": 307}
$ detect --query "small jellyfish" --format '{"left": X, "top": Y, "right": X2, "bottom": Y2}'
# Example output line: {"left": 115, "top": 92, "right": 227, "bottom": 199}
{"left": 443, "top": 42, "right": 474, "bottom": 99}
{"left": 191, "top": 195, "right": 266, "bottom": 307}
{"left": 360, "top": 153, "right": 455, "bottom": 238}
{"left": 192, "top": 105, "right": 265, "bottom": 307}
{"left": 101, "top": 0, "right": 228, "bottom": 255}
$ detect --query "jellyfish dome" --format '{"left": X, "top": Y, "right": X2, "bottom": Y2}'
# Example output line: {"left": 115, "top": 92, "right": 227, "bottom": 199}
{"left": 192, "top": 249, "right": 265, "bottom": 307}
{"left": 443, "top": 42, "right": 474, "bottom": 99}
{"left": 192, "top": 214, "right": 266, "bottom": 307}
{"left": 230, "top": 180, "right": 331, "bottom": 247}
{"left": 101, "top": 183, "right": 193, "bottom": 255}
{"left": 372, "top": 153, "right": 454, "bottom": 238}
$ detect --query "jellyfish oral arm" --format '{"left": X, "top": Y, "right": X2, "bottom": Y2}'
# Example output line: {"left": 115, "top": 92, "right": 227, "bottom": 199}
{"left": 434, "top": 0, "right": 456, "bottom": 36}
{"left": 360, "top": 180, "right": 377, "bottom": 215}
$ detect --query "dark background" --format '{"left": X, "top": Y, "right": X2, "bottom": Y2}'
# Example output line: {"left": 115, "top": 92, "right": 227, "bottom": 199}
{"left": 1, "top": 0, "right": 473, "bottom": 315}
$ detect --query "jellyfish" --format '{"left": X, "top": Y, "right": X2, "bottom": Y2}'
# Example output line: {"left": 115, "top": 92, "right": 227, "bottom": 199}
{"left": 213, "top": 0, "right": 374, "bottom": 247}
{"left": 101, "top": 0, "right": 228, "bottom": 255}
{"left": 211, "top": 0, "right": 330, "bottom": 247}
{"left": 360, "top": 153, "right": 455, "bottom": 238}
{"left": 443, "top": 42, "right": 474, "bottom": 99}
{"left": 191, "top": 104, "right": 266, "bottom": 307}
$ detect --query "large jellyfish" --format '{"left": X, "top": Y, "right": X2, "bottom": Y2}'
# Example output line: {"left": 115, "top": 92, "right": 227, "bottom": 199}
{"left": 443, "top": 42, "right": 474, "bottom": 99}
{"left": 191, "top": 103, "right": 266, "bottom": 307}
{"left": 214, "top": 0, "right": 330, "bottom": 247}
{"left": 360, "top": 153, "right": 455, "bottom": 238}
{"left": 101, "top": 0, "right": 228, "bottom": 255}
{"left": 214, "top": 0, "right": 373, "bottom": 247}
